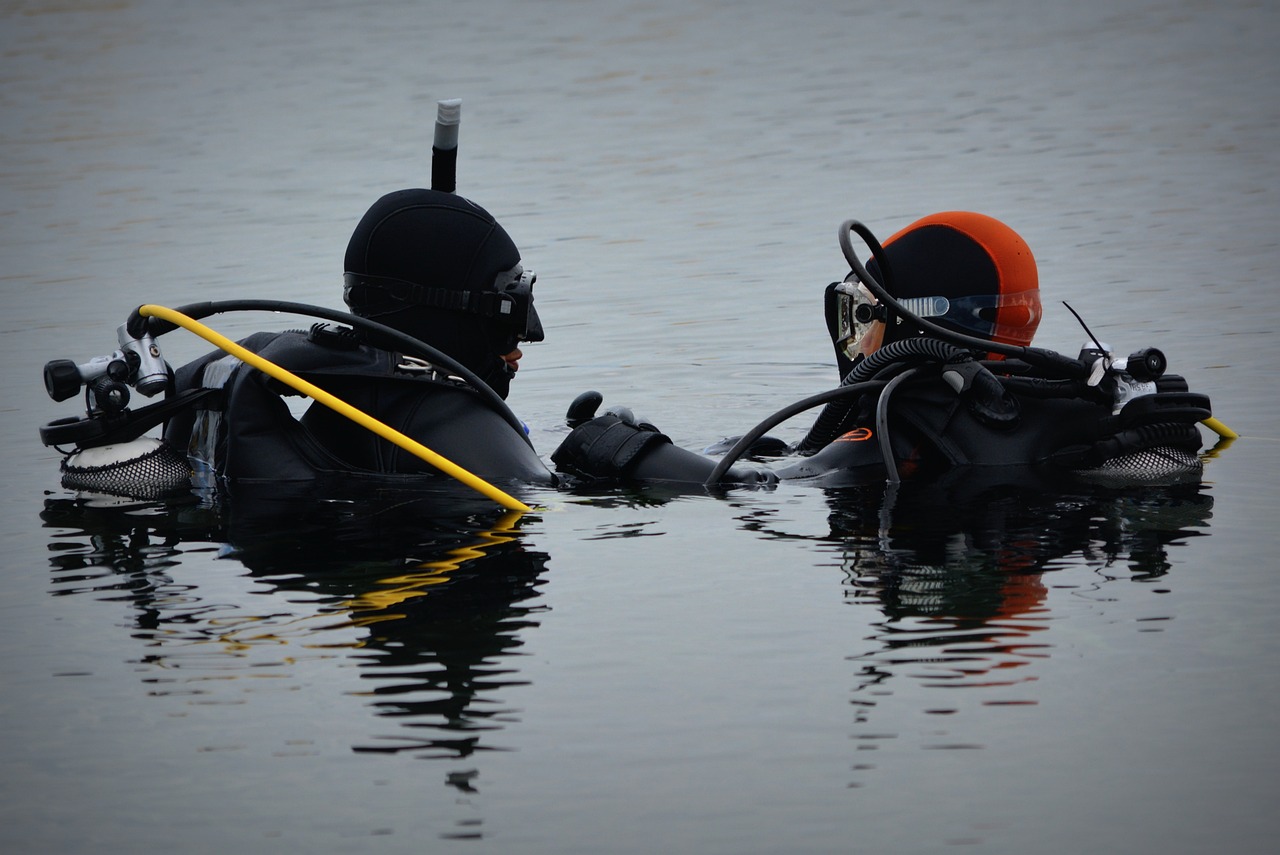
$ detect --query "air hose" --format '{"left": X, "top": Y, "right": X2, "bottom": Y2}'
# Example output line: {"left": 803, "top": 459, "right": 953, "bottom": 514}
{"left": 876, "top": 367, "right": 923, "bottom": 483}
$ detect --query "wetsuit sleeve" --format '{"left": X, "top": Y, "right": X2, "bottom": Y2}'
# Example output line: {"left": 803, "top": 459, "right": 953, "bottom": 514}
{"left": 629, "top": 442, "right": 775, "bottom": 485}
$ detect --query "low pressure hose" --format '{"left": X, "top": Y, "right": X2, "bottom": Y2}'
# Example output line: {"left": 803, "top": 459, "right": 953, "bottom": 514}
{"left": 703, "top": 379, "right": 889, "bottom": 486}
{"left": 876, "top": 367, "right": 923, "bottom": 483}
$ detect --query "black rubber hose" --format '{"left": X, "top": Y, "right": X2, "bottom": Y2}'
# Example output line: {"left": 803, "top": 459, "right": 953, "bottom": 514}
{"left": 703, "top": 379, "right": 888, "bottom": 486}
{"left": 794, "top": 337, "right": 966, "bottom": 455}
{"left": 876, "top": 367, "right": 923, "bottom": 483}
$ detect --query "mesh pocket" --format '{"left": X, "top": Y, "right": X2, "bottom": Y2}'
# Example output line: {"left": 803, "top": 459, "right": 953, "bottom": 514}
{"left": 61, "top": 439, "right": 193, "bottom": 500}
{"left": 1075, "top": 446, "right": 1202, "bottom": 486}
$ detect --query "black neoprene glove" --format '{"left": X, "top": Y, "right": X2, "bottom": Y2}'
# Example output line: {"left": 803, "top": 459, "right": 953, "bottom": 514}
{"left": 553, "top": 392, "right": 672, "bottom": 480}
{"left": 552, "top": 412, "right": 672, "bottom": 480}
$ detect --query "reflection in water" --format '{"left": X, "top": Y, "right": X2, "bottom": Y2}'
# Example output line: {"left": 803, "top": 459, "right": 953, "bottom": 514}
{"left": 40, "top": 487, "right": 550, "bottom": 771}
{"left": 817, "top": 471, "right": 1214, "bottom": 784}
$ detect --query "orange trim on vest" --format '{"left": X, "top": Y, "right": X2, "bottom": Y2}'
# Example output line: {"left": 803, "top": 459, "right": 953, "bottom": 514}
{"left": 836, "top": 427, "right": 874, "bottom": 442}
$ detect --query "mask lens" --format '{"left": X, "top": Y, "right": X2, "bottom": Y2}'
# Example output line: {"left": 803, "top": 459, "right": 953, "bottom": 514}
{"left": 523, "top": 294, "right": 544, "bottom": 343}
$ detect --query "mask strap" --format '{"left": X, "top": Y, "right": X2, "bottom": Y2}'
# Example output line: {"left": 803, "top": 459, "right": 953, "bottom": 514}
{"left": 343, "top": 272, "right": 520, "bottom": 320}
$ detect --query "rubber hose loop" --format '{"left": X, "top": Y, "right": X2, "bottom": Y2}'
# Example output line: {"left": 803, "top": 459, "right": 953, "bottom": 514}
{"left": 794, "top": 337, "right": 967, "bottom": 455}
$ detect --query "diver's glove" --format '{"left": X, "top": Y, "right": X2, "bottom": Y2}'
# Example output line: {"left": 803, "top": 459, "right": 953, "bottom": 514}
{"left": 556, "top": 390, "right": 777, "bottom": 486}
{"left": 553, "top": 393, "right": 672, "bottom": 480}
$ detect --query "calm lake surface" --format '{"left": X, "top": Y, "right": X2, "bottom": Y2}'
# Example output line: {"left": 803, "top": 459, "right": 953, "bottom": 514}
{"left": 3, "top": 1, "right": 1279, "bottom": 852}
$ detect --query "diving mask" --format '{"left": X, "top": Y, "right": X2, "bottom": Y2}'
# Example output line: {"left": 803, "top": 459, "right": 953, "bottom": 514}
{"left": 493, "top": 264, "right": 543, "bottom": 344}
{"left": 833, "top": 280, "right": 886, "bottom": 361}
{"left": 835, "top": 278, "right": 1042, "bottom": 358}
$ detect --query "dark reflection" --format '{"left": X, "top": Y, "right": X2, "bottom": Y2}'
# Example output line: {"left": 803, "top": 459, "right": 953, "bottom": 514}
{"left": 40, "top": 483, "right": 551, "bottom": 768}
{"left": 813, "top": 468, "right": 1214, "bottom": 783}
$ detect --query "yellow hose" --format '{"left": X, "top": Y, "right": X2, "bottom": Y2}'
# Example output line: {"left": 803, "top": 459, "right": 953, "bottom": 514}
{"left": 1201, "top": 417, "right": 1238, "bottom": 440}
{"left": 138, "top": 304, "right": 531, "bottom": 513}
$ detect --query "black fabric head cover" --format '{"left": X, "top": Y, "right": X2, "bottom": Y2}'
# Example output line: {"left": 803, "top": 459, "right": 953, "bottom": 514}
{"left": 344, "top": 188, "right": 523, "bottom": 397}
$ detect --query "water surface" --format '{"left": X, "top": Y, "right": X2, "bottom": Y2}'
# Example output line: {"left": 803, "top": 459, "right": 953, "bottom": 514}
{"left": 2, "top": 1, "right": 1278, "bottom": 853}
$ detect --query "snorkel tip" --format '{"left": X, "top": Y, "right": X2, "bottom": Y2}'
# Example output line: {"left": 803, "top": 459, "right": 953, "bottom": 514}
{"left": 433, "top": 98, "right": 462, "bottom": 150}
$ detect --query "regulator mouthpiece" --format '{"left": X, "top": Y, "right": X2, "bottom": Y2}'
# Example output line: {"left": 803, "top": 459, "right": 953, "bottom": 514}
{"left": 1124, "top": 347, "right": 1167, "bottom": 382}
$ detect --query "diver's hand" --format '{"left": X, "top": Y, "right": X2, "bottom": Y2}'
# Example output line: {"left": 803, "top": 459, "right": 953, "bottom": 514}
{"left": 552, "top": 411, "right": 672, "bottom": 480}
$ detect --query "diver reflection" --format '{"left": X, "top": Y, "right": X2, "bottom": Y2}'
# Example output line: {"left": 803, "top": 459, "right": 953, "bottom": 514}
{"left": 40, "top": 487, "right": 550, "bottom": 763}
{"left": 822, "top": 471, "right": 1213, "bottom": 776}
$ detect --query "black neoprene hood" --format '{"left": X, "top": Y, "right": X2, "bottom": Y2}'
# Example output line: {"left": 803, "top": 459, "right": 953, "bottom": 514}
{"left": 344, "top": 188, "right": 520, "bottom": 291}
{"left": 342, "top": 188, "right": 528, "bottom": 399}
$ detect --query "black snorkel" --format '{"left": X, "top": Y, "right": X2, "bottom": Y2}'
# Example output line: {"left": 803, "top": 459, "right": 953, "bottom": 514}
{"left": 431, "top": 98, "right": 461, "bottom": 194}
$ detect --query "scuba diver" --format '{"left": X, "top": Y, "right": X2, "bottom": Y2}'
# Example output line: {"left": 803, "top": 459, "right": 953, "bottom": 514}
{"left": 38, "top": 186, "right": 555, "bottom": 504}
{"left": 161, "top": 187, "right": 555, "bottom": 490}
{"left": 40, "top": 102, "right": 556, "bottom": 508}
{"left": 552, "top": 211, "right": 1225, "bottom": 489}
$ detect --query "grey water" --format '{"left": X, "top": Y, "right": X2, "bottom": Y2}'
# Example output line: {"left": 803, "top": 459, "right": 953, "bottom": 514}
{"left": 3, "top": 0, "right": 1279, "bottom": 852}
